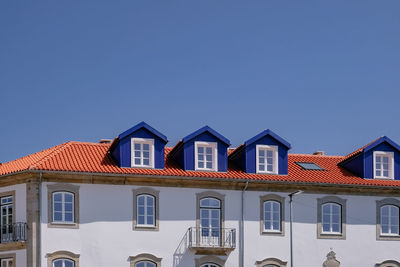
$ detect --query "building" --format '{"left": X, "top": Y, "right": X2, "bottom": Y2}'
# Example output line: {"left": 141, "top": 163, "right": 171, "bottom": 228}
{"left": 0, "top": 121, "right": 399, "bottom": 267}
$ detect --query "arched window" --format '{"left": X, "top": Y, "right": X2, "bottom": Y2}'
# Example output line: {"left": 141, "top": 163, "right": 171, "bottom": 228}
{"left": 129, "top": 253, "right": 161, "bottom": 267}
{"left": 137, "top": 194, "right": 155, "bottom": 226}
{"left": 200, "top": 197, "right": 221, "bottom": 245}
{"left": 52, "top": 192, "right": 74, "bottom": 224}
{"left": 317, "top": 196, "right": 346, "bottom": 239}
{"left": 321, "top": 203, "right": 341, "bottom": 234}
{"left": 377, "top": 198, "right": 400, "bottom": 240}
{"left": 263, "top": 200, "right": 281, "bottom": 232}
{"left": 133, "top": 188, "right": 159, "bottom": 231}
{"left": 380, "top": 205, "right": 399, "bottom": 235}
{"left": 47, "top": 251, "right": 79, "bottom": 267}
{"left": 48, "top": 184, "right": 80, "bottom": 229}
{"left": 135, "top": 261, "right": 156, "bottom": 267}
{"left": 376, "top": 260, "right": 400, "bottom": 267}
{"left": 53, "top": 259, "right": 74, "bottom": 267}
{"left": 200, "top": 264, "right": 220, "bottom": 267}
{"left": 256, "top": 257, "right": 287, "bottom": 267}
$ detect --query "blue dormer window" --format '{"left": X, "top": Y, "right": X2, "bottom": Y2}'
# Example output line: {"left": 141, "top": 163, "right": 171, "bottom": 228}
{"left": 374, "top": 151, "right": 394, "bottom": 179}
{"left": 109, "top": 122, "right": 168, "bottom": 169}
{"left": 131, "top": 138, "right": 154, "bottom": 168}
{"left": 195, "top": 141, "right": 217, "bottom": 171}
{"left": 256, "top": 145, "right": 278, "bottom": 174}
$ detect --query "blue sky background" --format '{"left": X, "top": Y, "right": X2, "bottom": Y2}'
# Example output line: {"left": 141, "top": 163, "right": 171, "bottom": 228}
{"left": 1, "top": 1, "right": 399, "bottom": 163}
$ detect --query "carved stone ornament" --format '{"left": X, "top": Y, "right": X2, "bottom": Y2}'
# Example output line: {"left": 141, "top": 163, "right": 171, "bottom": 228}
{"left": 323, "top": 251, "right": 340, "bottom": 267}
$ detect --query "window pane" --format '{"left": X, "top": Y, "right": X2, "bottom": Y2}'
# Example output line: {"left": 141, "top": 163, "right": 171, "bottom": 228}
{"left": 332, "top": 223, "right": 340, "bottom": 233}
{"left": 65, "top": 261, "right": 74, "bottom": 267}
{"left": 65, "top": 203, "right": 73, "bottom": 212}
{"left": 143, "top": 159, "right": 150, "bottom": 166}
{"left": 54, "top": 203, "right": 62, "bottom": 212}
{"left": 53, "top": 260, "right": 63, "bottom": 267}
{"left": 65, "top": 212, "right": 73, "bottom": 222}
{"left": 198, "top": 147, "right": 204, "bottom": 154}
{"left": 147, "top": 207, "right": 153, "bottom": 215}
{"left": 259, "top": 165, "right": 265, "bottom": 171}
{"left": 381, "top": 224, "right": 389, "bottom": 233}
{"left": 147, "top": 216, "right": 154, "bottom": 225}
{"left": 64, "top": 194, "right": 73, "bottom": 203}
{"left": 266, "top": 165, "right": 273, "bottom": 172}
{"left": 138, "top": 215, "right": 145, "bottom": 224}
{"left": 53, "top": 193, "right": 62, "bottom": 202}
{"left": 206, "top": 147, "right": 212, "bottom": 154}
{"left": 54, "top": 212, "right": 62, "bottom": 221}
{"left": 143, "top": 144, "right": 149, "bottom": 151}
{"left": 143, "top": 151, "right": 149, "bottom": 158}
{"left": 206, "top": 162, "right": 213, "bottom": 169}
{"left": 135, "top": 159, "right": 141, "bottom": 165}
{"left": 266, "top": 150, "right": 273, "bottom": 157}
{"left": 198, "top": 162, "right": 204, "bottom": 168}
{"left": 383, "top": 157, "right": 389, "bottom": 163}
{"left": 259, "top": 150, "right": 264, "bottom": 156}
{"left": 134, "top": 144, "right": 141, "bottom": 150}
{"left": 322, "top": 223, "right": 330, "bottom": 232}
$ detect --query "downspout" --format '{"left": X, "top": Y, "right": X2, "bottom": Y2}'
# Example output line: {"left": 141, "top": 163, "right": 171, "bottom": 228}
{"left": 38, "top": 172, "right": 42, "bottom": 267}
{"left": 239, "top": 181, "right": 248, "bottom": 267}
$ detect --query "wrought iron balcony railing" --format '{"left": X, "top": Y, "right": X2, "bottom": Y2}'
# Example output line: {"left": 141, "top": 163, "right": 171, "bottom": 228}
{"left": 188, "top": 227, "right": 236, "bottom": 250}
{"left": 0, "top": 222, "right": 27, "bottom": 243}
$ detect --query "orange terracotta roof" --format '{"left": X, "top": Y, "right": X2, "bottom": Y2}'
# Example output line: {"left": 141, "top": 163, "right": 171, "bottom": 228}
{"left": 340, "top": 137, "right": 383, "bottom": 163}
{"left": 1, "top": 142, "right": 400, "bottom": 188}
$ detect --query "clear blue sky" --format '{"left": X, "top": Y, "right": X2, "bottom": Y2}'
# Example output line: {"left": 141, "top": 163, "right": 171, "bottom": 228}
{"left": 1, "top": 1, "right": 399, "bottom": 163}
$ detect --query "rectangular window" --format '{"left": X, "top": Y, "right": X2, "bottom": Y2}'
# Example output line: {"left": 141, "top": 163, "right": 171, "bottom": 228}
{"left": 374, "top": 151, "right": 394, "bottom": 179}
{"left": 0, "top": 196, "right": 13, "bottom": 243}
{"left": 322, "top": 203, "right": 341, "bottom": 234}
{"left": 264, "top": 201, "right": 281, "bottom": 232}
{"left": 52, "top": 192, "right": 74, "bottom": 224}
{"left": 137, "top": 194, "right": 155, "bottom": 227}
{"left": 195, "top": 142, "right": 217, "bottom": 171}
{"left": 131, "top": 138, "right": 154, "bottom": 168}
{"left": 256, "top": 145, "right": 278, "bottom": 174}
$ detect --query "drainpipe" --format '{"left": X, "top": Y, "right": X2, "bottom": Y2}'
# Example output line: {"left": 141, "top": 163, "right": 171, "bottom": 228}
{"left": 38, "top": 172, "right": 42, "bottom": 267}
{"left": 239, "top": 181, "right": 248, "bottom": 267}
{"left": 289, "top": 190, "right": 303, "bottom": 267}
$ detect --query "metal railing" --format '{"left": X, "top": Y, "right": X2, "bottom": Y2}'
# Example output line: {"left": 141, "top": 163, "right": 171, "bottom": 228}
{"left": 0, "top": 222, "right": 27, "bottom": 243}
{"left": 188, "top": 227, "right": 236, "bottom": 249}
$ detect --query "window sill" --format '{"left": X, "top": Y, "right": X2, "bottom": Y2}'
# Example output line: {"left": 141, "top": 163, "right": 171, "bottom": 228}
{"left": 133, "top": 225, "right": 159, "bottom": 231}
{"left": 377, "top": 234, "right": 400, "bottom": 241}
{"left": 261, "top": 230, "right": 284, "bottom": 236}
{"left": 317, "top": 233, "right": 345, "bottom": 240}
{"left": 48, "top": 222, "right": 79, "bottom": 229}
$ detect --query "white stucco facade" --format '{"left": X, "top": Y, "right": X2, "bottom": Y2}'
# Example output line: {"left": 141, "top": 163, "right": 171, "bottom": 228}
{"left": 38, "top": 182, "right": 400, "bottom": 267}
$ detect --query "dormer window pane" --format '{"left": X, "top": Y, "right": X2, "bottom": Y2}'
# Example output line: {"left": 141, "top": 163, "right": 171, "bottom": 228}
{"left": 195, "top": 142, "right": 218, "bottom": 171}
{"left": 256, "top": 145, "right": 278, "bottom": 174}
{"left": 131, "top": 138, "right": 154, "bottom": 168}
{"left": 374, "top": 151, "right": 394, "bottom": 179}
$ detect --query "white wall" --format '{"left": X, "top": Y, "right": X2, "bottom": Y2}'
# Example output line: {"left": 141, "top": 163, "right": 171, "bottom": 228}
{"left": 0, "top": 183, "right": 26, "bottom": 224}
{"left": 40, "top": 182, "right": 400, "bottom": 267}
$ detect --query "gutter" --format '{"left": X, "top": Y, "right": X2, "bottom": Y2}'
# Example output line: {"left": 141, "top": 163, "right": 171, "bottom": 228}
{"left": 2, "top": 169, "right": 400, "bottom": 192}
{"left": 239, "top": 181, "right": 249, "bottom": 267}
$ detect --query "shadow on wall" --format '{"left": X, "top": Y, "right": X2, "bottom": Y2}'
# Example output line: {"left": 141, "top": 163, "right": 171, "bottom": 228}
{"left": 173, "top": 230, "right": 192, "bottom": 267}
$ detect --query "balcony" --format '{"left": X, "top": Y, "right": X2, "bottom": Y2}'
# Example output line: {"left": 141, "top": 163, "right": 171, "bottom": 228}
{"left": 0, "top": 223, "right": 27, "bottom": 252}
{"left": 187, "top": 227, "right": 236, "bottom": 255}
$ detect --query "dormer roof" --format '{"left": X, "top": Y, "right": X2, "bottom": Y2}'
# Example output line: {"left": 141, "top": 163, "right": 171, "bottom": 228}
{"left": 339, "top": 136, "right": 400, "bottom": 164}
{"left": 118, "top": 121, "right": 168, "bottom": 142}
{"left": 244, "top": 129, "right": 291, "bottom": 149}
{"left": 182, "top": 125, "right": 230, "bottom": 146}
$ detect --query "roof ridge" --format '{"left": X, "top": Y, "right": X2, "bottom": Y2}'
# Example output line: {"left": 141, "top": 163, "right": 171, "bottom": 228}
{"left": 0, "top": 143, "right": 63, "bottom": 167}
{"left": 29, "top": 142, "right": 72, "bottom": 170}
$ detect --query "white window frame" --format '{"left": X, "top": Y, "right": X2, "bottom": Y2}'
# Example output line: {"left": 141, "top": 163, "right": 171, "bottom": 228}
{"left": 136, "top": 194, "right": 156, "bottom": 228}
{"left": 256, "top": 145, "right": 278, "bottom": 174}
{"left": 53, "top": 258, "right": 75, "bottom": 267}
{"left": 263, "top": 200, "right": 281, "bottom": 233}
{"left": 52, "top": 192, "right": 75, "bottom": 224}
{"left": 131, "top": 138, "right": 155, "bottom": 168}
{"left": 380, "top": 205, "right": 400, "bottom": 236}
{"left": 195, "top": 141, "right": 218, "bottom": 171}
{"left": 321, "top": 203, "right": 342, "bottom": 234}
{"left": 373, "top": 151, "right": 394, "bottom": 179}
